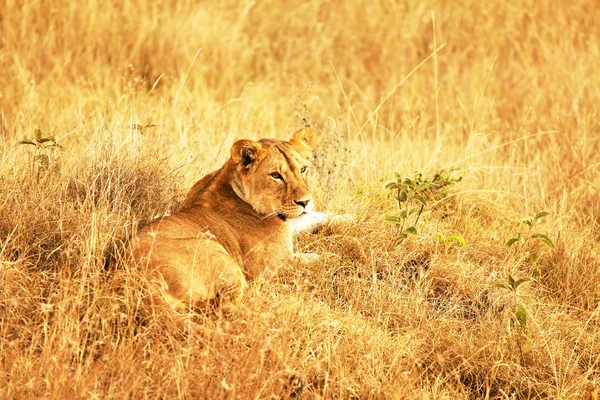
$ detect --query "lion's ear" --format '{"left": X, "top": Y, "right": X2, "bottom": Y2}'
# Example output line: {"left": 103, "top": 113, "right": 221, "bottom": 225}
{"left": 231, "top": 139, "right": 263, "bottom": 167}
{"left": 289, "top": 128, "right": 316, "bottom": 154}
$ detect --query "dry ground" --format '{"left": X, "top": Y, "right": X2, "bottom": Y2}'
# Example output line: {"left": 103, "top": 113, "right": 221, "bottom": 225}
{"left": 1, "top": 0, "right": 600, "bottom": 398}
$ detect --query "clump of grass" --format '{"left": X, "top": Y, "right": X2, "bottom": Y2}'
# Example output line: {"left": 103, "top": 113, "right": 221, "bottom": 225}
{"left": 1, "top": 130, "right": 182, "bottom": 272}
{"left": 0, "top": 124, "right": 187, "bottom": 398}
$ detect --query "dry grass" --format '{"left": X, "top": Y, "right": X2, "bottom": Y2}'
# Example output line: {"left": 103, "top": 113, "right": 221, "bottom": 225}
{"left": 1, "top": 0, "right": 600, "bottom": 398}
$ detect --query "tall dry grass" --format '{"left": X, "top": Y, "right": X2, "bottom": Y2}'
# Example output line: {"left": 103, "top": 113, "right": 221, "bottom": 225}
{"left": 1, "top": 0, "right": 600, "bottom": 398}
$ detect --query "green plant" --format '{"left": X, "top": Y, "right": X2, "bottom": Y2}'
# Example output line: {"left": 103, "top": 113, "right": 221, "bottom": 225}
{"left": 17, "top": 127, "right": 62, "bottom": 179}
{"left": 385, "top": 170, "right": 461, "bottom": 240}
{"left": 506, "top": 211, "right": 554, "bottom": 276}
{"left": 434, "top": 232, "right": 467, "bottom": 247}
{"left": 494, "top": 273, "right": 531, "bottom": 365}
{"left": 506, "top": 211, "right": 554, "bottom": 250}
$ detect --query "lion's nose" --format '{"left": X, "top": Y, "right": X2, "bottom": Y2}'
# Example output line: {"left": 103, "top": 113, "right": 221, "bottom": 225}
{"left": 294, "top": 197, "right": 311, "bottom": 209}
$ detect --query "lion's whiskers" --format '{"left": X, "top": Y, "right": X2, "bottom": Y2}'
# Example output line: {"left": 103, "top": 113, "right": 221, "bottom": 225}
{"left": 260, "top": 211, "right": 281, "bottom": 220}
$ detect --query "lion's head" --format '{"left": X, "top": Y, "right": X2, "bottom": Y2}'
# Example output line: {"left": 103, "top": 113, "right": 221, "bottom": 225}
{"left": 229, "top": 128, "right": 316, "bottom": 219}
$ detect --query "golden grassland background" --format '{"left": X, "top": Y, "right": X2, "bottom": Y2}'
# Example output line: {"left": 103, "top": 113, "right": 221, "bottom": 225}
{"left": 1, "top": 0, "right": 600, "bottom": 398}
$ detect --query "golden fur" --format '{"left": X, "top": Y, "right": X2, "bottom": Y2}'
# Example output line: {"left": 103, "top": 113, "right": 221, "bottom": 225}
{"left": 130, "top": 128, "right": 321, "bottom": 315}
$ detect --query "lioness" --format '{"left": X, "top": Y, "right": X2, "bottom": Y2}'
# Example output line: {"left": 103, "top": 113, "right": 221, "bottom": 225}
{"left": 130, "top": 128, "right": 328, "bottom": 320}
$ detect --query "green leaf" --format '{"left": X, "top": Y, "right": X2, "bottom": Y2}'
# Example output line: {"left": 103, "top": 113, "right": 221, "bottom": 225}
{"left": 515, "top": 304, "right": 527, "bottom": 328}
{"left": 385, "top": 182, "right": 398, "bottom": 189}
{"left": 403, "top": 178, "right": 415, "bottom": 188}
{"left": 413, "top": 193, "right": 427, "bottom": 206}
{"left": 37, "top": 136, "right": 56, "bottom": 144}
{"left": 533, "top": 211, "right": 550, "bottom": 222}
{"left": 384, "top": 216, "right": 401, "bottom": 225}
{"left": 17, "top": 139, "right": 37, "bottom": 146}
{"left": 398, "top": 190, "right": 408, "bottom": 203}
{"left": 507, "top": 274, "right": 516, "bottom": 288}
{"left": 506, "top": 236, "right": 521, "bottom": 247}
{"left": 394, "top": 172, "right": 401, "bottom": 180}
{"left": 446, "top": 233, "right": 467, "bottom": 246}
{"left": 494, "top": 280, "right": 512, "bottom": 291}
{"left": 514, "top": 277, "right": 531, "bottom": 289}
{"left": 531, "top": 233, "right": 554, "bottom": 248}
{"left": 33, "top": 127, "right": 42, "bottom": 140}
{"left": 402, "top": 226, "right": 418, "bottom": 236}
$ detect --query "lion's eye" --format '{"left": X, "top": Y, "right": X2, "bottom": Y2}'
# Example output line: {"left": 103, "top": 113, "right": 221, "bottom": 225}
{"left": 270, "top": 172, "right": 283, "bottom": 180}
{"left": 300, "top": 166, "right": 308, "bottom": 174}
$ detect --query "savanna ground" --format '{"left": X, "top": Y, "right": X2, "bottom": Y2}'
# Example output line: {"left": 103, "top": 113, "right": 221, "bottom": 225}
{"left": 1, "top": 0, "right": 600, "bottom": 398}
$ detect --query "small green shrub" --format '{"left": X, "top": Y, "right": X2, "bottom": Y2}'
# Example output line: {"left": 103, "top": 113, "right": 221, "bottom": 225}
{"left": 506, "top": 211, "right": 554, "bottom": 276}
{"left": 506, "top": 211, "right": 554, "bottom": 250}
{"left": 385, "top": 169, "right": 462, "bottom": 240}
{"left": 17, "top": 127, "right": 62, "bottom": 179}
{"left": 494, "top": 273, "right": 531, "bottom": 365}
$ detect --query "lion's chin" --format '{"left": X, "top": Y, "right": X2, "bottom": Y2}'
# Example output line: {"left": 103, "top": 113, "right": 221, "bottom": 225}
{"left": 276, "top": 211, "right": 304, "bottom": 221}
{"left": 282, "top": 209, "right": 306, "bottom": 219}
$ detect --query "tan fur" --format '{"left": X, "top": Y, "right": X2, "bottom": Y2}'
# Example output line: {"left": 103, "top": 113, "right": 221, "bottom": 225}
{"left": 130, "top": 128, "right": 319, "bottom": 317}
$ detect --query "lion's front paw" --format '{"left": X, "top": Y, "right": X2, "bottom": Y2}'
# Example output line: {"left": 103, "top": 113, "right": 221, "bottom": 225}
{"left": 328, "top": 213, "right": 356, "bottom": 225}
{"left": 291, "top": 253, "right": 320, "bottom": 264}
